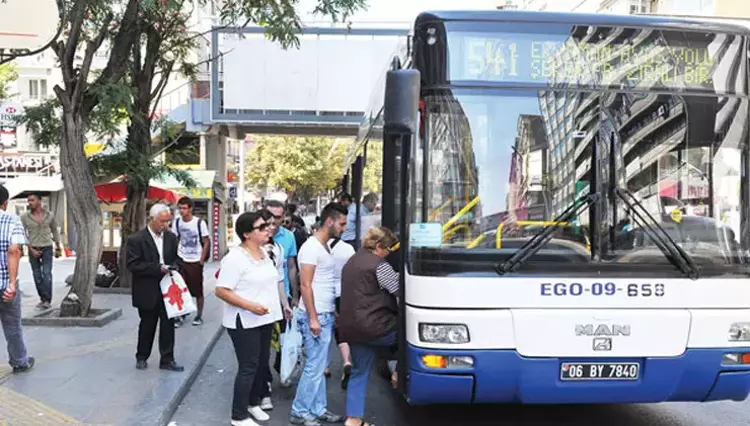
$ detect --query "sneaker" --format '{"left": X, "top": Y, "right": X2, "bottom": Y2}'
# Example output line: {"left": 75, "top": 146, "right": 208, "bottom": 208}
{"left": 192, "top": 315, "right": 203, "bottom": 326}
{"left": 248, "top": 406, "right": 270, "bottom": 421}
{"left": 174, "top": 317, "right": 183, "bottom": 328}
{"left": 290, "top": 415, "right": 321, "bottom": 426}
{"left": 12, "top": 356, "right": 35, "bottom": 373}
{"left": 260, "top": 397, "right": 273, "bottom": 411}
{"left": 231, "top": 418, "right": 260, "bottom": 426}
{"left": 317, "top": 411, "right": 343, "bottom": 423}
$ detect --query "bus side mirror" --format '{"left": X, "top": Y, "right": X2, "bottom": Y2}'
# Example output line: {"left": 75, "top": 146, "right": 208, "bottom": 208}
{"left": 381, "top": 68, "right": 420, "bottom": 267}
{"left": 383, "top": 69, "right": 420, "bottom": 134}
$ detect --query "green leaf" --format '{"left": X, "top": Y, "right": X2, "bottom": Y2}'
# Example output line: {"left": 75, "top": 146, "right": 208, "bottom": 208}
{"left": 244, "top": 135, "right": 379, "bottom": 200}
{"left": 0, "top": 64, "right": 18, "bottom": 100}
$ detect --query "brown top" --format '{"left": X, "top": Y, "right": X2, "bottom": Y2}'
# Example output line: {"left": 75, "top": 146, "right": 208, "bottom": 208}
{"left": 338, "top": 249, "right": 398, "bottom": 344}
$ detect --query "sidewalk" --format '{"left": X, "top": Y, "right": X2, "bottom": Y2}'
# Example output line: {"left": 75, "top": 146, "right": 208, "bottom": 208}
{"left": 0, "top": 259, "right": 224, "bottom": 426}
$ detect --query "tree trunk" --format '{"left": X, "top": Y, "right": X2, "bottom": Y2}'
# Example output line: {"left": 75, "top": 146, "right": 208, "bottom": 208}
{"left": 117, "top": 84, "right": 152, "bottom": 288}
{"left": 117, "top": 185, "right": 147, "bottom": 288}
{"left": 60, "top": 110, "right": 103, "bottom": 317}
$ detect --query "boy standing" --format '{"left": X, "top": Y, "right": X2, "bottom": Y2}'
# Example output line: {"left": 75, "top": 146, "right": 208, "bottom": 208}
{"left": 172, "top": 197, "right": 210, "bottom": 326}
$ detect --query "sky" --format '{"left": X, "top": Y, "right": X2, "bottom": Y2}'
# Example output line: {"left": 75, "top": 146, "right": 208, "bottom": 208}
{"left": 296, "top": 0, "right": 503, "bottom": 24}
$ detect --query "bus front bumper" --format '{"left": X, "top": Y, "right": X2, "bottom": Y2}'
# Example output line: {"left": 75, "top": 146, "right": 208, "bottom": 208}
{"left": 406, "top": 344, "right": 750, "bottom": 405}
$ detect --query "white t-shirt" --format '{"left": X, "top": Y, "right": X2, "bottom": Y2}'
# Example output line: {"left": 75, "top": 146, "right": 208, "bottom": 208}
{"left": 172, "top": 217, "right": 210, "bottom": 263}
{"left": 328, "top": 239, "right": 355, "bottom": 298}
{"left": 297, "top": 236, "right": 337, "bottom": 314}
{"left": 216, "top": 248, "right": 283, "bottom": 329}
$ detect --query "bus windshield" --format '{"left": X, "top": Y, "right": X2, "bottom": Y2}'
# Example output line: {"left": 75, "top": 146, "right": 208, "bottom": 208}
{"left": 409, "top": 88, "right": 748, "bottom": 277}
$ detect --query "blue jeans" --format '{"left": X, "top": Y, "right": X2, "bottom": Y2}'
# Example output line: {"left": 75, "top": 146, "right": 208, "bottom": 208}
{"left": 29, "top": 246, "right": 53, "bottom": 303}
{"left": 291, "top": 311, "right": 335, "bottom": 419}
{"left": 0, "top": 292, "right": 29, "bottom": 368}
{"left": 346, "top": 331, "right": 398, "bottom": 419}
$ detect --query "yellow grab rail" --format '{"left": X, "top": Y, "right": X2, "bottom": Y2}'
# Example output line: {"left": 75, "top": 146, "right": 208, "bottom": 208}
{"left": 495, "top": 223, "right": 505, "bottom": 249}
{"left": 442, "top": 196, "right": 480, "bottom": 231}
{"left": 467, "top": 234, "right": 485, "bottom": 249}
{"left": 443, "top": 224, "right": 470, "bottom": 242}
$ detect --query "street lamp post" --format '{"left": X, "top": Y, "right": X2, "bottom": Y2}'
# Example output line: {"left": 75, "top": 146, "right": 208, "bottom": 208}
{"left": 238, "top": 138, "right": 246, "bottom": 214}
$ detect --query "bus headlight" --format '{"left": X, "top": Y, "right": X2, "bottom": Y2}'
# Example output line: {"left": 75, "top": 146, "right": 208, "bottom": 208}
{"left": 419, "top": 323, "right": 470, "bottom": 344}
{"left": 728, "top": 323, "right": 750, "bottom": 341}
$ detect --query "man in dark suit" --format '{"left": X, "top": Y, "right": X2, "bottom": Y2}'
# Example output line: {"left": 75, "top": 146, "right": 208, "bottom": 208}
{"left": 127, "top": 203, "right": 184, "bottom": 372}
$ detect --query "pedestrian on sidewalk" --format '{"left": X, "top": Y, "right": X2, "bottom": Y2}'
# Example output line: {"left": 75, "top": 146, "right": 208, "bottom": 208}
{"left": 127, "top": 203, "right": 184, "bottom": 372}
{"left": 215, "top": 211, "right": 290, "bottom": 426}
{"left": 259, "top": 208, "right": 294, "bottom": 408}
{"left": 265, "top": 201, "right": 299, "bottom": 391}
{"left": 290, "top": 202, "right": 348, "bottom": 426}
{"left": 0, "top": 185, "right": 34, "bottom": 373}
{"left": 338, "top": 227, "right": 401, "bottom": 426}
{"left": 324, "top": 236, "right": 354, "bottom": 389}
{"left": 172, "top": 197, "right": 210, "bottom": 327}
{"left": 20, "top": 192, "right": 63, "bottom": 310}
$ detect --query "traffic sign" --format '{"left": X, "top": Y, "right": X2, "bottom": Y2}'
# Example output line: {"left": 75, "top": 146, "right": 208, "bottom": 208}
{"left": 0, "top": 0, "right": 59, "bottom": 54}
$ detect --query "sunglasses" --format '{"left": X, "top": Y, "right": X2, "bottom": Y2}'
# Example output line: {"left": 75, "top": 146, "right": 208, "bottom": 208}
{"left": 251, "top": 223, "right": 269, "bottom": 232}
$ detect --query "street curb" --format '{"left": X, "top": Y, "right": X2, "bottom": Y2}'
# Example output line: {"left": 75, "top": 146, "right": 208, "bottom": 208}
{"left": 157, "top": 323, "right": 226, "bottom": 426}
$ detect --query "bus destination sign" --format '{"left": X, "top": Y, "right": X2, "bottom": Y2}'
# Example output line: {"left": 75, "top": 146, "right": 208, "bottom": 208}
{"left": 448, "top": 30, "right": 734, "bottom": 91}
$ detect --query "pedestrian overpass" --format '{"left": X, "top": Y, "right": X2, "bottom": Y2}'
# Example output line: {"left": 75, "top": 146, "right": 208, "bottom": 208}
{"left": 209, "top": 25, "right": 410, "bottom": 136}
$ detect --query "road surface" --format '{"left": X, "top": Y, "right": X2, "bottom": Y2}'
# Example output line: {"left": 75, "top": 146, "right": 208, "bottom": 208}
{"left": 171, "top": 334, "right": 750, "bottom": 426}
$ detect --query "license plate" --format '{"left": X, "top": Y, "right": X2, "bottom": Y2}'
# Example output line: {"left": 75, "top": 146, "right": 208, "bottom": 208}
{"left": 560, "top": 362, "right": 640, "bottom": 381}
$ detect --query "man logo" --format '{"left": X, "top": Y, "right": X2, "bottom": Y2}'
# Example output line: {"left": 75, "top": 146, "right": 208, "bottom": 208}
{"left": 593, "top": 337, "right": 612, "bottom": 351}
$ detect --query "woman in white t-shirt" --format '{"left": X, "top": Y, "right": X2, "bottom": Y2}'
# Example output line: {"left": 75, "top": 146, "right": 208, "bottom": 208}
{"left": 215, "top": 211, "right": 292, "bottom": 426}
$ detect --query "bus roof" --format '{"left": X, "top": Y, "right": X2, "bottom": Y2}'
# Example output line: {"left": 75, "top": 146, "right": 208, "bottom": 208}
{"left": 415, "top": 10, "right": 750, "bottom": 36}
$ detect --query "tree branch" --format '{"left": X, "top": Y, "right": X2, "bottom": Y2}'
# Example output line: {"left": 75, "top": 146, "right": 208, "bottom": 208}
{"left": 149, "top": 61, "right": 174, "bottom": 110}
{"left": 142, "top": 25, "right": 163, "bottom": 89}
{"left": 163, "top": 17, "right": 252, "bottom": 52}
{"left": 63, "top": 0, "right": 88, "bottom": 78}
{"left": 83, "top": 0, "right": 140, "bottom": 115}
{"left": 73, "top": 12, "right": 114, "bottom": 109}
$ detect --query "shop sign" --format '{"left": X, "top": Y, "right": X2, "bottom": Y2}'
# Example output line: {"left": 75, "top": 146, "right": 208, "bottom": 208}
{"left": 0, "top": 102, "right": 23, "bottom": 126}
{"left": 212, "top": 201, "right": 220, "bottom": 261}
{"left": 0, "top": 153, "right": 58, "bottom": 173}
{"left": 175, "top": 187, "right": 213, "bottom": 199}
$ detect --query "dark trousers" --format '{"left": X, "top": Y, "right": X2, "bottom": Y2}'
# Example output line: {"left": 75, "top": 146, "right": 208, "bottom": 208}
{"left": 136, "top": 302, "right": 175, "bottom": 364}
{"left": 29, "top": 246, "right": 53, "bottom": 303}
{"left": 227, "top": 317, "right": 273, "bottom": 421}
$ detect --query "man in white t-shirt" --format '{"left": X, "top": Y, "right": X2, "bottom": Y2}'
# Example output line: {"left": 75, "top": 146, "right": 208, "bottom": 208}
{"left": 172, "top": 197, "right": 210, "bottom": 326}
{"left": 290, "top": 202, "right": 348, "bottom": 426}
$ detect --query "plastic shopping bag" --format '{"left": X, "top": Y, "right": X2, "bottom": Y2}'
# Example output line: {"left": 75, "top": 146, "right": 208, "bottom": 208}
{"left": 280, "top": 308, "right": 303, "bottom": 385}
{"left": 160, "top": 271, "right": 198, "bottom": 319}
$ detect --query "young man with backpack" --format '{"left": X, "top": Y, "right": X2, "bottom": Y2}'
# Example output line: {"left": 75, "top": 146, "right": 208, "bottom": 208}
{"left": 172, "top": 197, "right": 210, "bottom": 326}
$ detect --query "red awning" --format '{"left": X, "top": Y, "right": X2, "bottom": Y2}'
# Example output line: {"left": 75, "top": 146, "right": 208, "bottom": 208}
{"left": 95, "top": 182, "right": 183, "bottom": 204}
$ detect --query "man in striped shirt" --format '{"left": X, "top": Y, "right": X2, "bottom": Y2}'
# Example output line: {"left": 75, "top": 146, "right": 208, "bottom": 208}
{"left": 0, "top": 185, "right": 34, "bottom": 373}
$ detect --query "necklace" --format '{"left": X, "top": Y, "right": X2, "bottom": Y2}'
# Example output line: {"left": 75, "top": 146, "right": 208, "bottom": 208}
{"left": 241, "top": 244, "right": 262, "bottom": 260}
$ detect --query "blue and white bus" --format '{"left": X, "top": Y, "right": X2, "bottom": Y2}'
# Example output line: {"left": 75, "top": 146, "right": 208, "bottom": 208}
{"left": 342, "top": 10, "right": 750, "bottom": 405}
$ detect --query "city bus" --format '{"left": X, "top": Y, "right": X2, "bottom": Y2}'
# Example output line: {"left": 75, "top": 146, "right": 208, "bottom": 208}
{"left": 342, "top": 10, "right": 750, "bottom": 405}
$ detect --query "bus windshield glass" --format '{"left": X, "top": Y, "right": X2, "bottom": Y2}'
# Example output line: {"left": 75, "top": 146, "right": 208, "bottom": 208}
{"left": 446, "top": 25, "right": 744, "bottom": 95}
{"left": 409, "top": 88, "right": 748, "bottom": 277}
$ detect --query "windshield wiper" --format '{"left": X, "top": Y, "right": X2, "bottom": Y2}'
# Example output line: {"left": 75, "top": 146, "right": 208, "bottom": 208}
{"left": 495, "top": 193, "right": 600, "bottom": 275}
{"left": 615, "top": 188, "right": 700, "bottom": 280}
